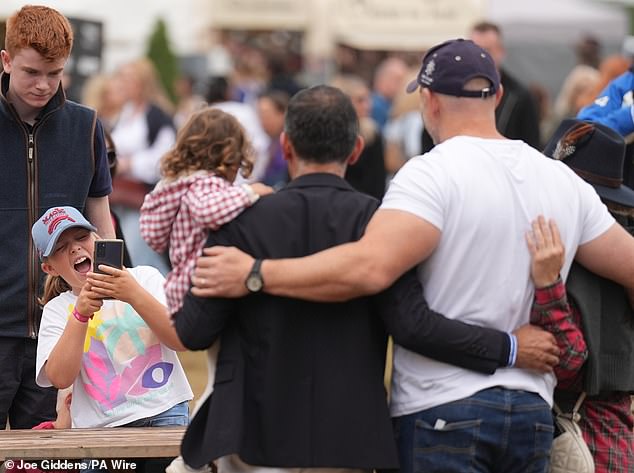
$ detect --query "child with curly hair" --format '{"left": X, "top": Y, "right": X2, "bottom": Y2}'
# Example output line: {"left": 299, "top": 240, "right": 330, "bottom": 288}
{"left": 140, "top": 107, "right": 273, "bottom": 317}
{"left": 140, "top": 109, "right": 272, "bottom": 473}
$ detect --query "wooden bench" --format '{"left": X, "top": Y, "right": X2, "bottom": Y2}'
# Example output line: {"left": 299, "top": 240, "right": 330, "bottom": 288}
{"left": 0, "top": 426, "right": 185, "bottom": 463}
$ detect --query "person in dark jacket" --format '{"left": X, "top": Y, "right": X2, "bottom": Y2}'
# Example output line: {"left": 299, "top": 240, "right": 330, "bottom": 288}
{"left": 0, "top": 5, "right": 114, "bottom": 429}
{"left": 331, "top": 74, "right": 387, "bottom": 200}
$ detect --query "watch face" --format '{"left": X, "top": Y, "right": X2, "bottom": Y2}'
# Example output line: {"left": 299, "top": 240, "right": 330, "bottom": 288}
{"left": 246, "top": 274, "right": 263, "bottom": 292}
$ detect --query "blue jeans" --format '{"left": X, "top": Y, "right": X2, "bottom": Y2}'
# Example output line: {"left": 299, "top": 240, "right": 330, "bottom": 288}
{"left": 123, "top": 400, "right": 189, "bottom": 427}
{"left": 80, "top": 402, "right": 189, "bottom": 472}
{"left": 393, "top": 387, "right": 553, "bottom": 473}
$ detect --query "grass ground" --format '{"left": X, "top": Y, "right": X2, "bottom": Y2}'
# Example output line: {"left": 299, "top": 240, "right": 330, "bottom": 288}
{"left": 177, "top": 350, "right": 209, "bottom": 409}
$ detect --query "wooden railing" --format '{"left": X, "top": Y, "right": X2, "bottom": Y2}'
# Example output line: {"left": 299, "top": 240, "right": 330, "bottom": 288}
{"left": 0, "top": 426, "right": 185, "bottom": 465}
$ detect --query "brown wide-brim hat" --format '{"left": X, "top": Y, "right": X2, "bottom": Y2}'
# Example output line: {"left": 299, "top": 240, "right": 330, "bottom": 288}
{"left": 543, "top": 118, "right": 634, "bottom": 208}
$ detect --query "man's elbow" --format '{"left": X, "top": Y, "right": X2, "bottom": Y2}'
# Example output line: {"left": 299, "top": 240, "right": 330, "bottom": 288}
{"left": 354, "top": 259, "right": 401, "bottom": 296}
{"left": 174, "top": 327, "right": 218, "bottom": 351}
{"left": 181, "top": 337, "right": 217, "bottom": 351}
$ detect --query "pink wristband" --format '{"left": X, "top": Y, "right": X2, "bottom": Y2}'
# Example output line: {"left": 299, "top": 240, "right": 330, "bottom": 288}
{"left": 72, "top": 307, "right": 92, "bottom": 323}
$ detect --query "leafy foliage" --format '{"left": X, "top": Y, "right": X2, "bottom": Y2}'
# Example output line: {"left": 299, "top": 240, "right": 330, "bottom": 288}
{"left": 146, "top": 18, "right": 178, "bottom": 103}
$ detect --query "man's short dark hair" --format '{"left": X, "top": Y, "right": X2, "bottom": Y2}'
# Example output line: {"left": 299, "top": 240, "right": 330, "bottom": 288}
{"left": 284, "top": 85, "right": 359, "bottom": 164}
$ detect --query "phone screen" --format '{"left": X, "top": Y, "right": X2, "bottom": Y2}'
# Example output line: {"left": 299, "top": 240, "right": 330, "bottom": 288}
{"left": 93, "top": 239, "right": 124, "bottom": 275}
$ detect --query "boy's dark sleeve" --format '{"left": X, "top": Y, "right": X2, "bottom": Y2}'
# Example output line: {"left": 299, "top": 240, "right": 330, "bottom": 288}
{"left": 173, "top": 290, "right": 235, "bottom": 351}
{"left": 89, "top": 118, "right": 113, "bottom": 197}
{"left": 376, "top": 269, "right": 510, "bottom": 374}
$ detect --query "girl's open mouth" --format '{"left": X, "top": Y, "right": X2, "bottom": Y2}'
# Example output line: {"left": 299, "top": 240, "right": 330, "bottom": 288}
{"left": 74, "top": 256, "right": 92, "bottom": 274}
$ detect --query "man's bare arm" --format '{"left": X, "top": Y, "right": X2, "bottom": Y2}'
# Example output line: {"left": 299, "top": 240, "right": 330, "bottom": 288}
{"left": 575, "top": 223, "right": 634, "bottom": 291}
{"left": 192, "top": 209, "right": 440, "bottom": 301}
{"left": 85, "top": 196, "right": 116, "bottom": 239}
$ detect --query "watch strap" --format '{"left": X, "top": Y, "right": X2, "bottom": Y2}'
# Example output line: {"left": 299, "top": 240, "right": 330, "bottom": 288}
{"left": 251, "top": 258, "right": 263, "bottom": 275}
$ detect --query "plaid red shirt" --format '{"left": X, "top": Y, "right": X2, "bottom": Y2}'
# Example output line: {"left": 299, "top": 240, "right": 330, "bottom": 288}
{"left": 140, "top": 172, "right": 257, "bottom": 314}
{"left": 532, "top": 279, "right": 634, "bottom": 473}
{"left": 531, "top": 280, "right": 587, "bottom": 385}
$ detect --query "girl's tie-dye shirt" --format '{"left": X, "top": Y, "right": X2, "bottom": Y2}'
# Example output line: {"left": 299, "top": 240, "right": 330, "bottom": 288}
{"left": 36, "top": 266, "right": 192, "bottom": 428}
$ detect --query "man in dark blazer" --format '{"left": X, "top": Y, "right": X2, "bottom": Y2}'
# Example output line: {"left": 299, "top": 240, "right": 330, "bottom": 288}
{"left": 173, "top": 86, "right": 557, "bottom": 471}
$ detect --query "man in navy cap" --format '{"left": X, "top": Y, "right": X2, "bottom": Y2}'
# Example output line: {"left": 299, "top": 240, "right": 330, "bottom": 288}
{"left": 192, "top": 39, "right": 634, "bottom": 473}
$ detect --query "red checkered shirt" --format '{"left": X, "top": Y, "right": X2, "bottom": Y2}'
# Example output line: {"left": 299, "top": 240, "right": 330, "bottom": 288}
{"left": 140, "top": 172, "right": 257, "bottom": 314}
{"left": 532, "top": 279, "right": 634, "bottom": 473}
{"left": 530, "top": 279, "right": 587, "bottom": 385}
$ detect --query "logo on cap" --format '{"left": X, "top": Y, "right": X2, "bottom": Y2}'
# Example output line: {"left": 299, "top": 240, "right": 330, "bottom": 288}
{"left": 421, "top": 59, "right": 436, "bottom": 85}
{"left": 42, "top": 208, "right": 76, "bottom": 235}
{"left": 405, "top": 39, "right": 500, "bottom": 98}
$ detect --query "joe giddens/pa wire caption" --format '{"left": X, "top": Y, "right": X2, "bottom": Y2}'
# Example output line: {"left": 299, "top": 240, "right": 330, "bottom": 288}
{"left": 3, "top": 458, "right": 137, "bottom": 470}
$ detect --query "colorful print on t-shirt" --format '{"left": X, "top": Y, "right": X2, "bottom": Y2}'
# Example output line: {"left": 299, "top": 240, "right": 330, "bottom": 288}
{"left": 72, "top": 300, "right": 175, "bottom": 412}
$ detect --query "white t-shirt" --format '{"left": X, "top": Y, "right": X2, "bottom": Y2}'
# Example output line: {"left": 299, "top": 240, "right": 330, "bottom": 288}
{"left": 381, "top": 136, "right": 614, "bottom": 417}
{"left": 36, "top": 266, "right": 193, "bottom": 428}
{"left": 111, "top": 102, "right": 176, "bottom": 185}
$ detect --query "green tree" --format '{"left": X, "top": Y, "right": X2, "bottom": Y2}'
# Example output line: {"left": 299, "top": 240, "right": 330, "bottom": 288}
{"left": 146, "top": 18, "right": 178, "bottom": 103}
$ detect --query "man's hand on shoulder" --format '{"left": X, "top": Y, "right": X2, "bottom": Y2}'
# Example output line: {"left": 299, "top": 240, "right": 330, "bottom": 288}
{"left": 513, "top": 324, "right": 559, "bottom": 372}
{"left": 191, "top": 246, "right": 253, "bottom": 298}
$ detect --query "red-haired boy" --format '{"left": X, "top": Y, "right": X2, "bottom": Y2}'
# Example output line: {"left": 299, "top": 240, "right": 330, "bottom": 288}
{"left": 0, "top": 5, "right": 115, "bottom": 429}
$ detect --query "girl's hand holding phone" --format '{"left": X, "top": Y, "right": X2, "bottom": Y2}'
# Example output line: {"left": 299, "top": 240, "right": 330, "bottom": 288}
{"left": 87, "top": 266, "right": 140, "bottom": 305}
{"left": 75, "top": 282, "right": 104, "bottom": 317}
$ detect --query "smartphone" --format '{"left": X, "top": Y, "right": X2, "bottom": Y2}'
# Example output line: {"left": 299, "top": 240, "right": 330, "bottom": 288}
{"left": 93, "top": 239, "right": 124, "bottom": 274}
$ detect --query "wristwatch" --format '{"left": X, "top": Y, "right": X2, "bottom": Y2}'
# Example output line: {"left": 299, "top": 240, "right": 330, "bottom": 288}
{"left": 245, "top": 259, "right": 264, "bottom": 293}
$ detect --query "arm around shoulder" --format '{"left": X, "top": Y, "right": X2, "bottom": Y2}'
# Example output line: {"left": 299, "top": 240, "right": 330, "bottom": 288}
{"left": 262, "top": 209, "right": 440, "bottom": 301}
{"left": 377, "top": 269, "right": 509, "bottom": 374}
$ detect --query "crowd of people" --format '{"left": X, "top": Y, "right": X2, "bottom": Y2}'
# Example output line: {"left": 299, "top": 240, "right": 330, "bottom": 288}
{"left": 1, "top": 4, "right": 634, "bottom": 473}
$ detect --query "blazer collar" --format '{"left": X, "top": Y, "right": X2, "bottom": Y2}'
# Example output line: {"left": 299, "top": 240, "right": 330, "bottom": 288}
{"left": 284, "top": 172, "right": 354, "bottom": 191}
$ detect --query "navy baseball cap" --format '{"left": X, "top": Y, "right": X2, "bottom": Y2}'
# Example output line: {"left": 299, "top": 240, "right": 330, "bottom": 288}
{"left": 406, "top": 38, "right": 500, "bottom": 98}
{"left": 32, "top": 206, "right": 97, "bottom": 260}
